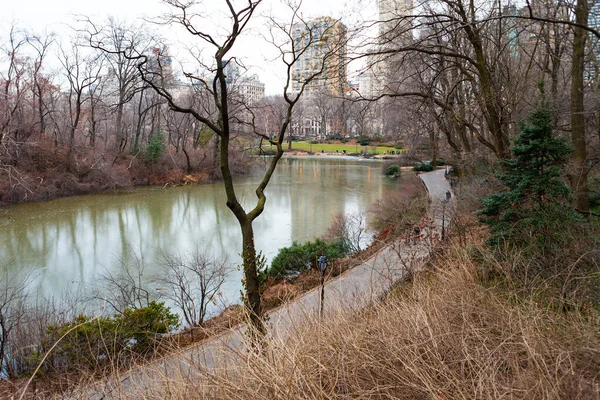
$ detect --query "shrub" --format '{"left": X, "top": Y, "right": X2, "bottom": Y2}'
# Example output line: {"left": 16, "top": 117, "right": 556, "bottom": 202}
{"left": 370, "top": 176, "right": 427, "bottom": 236}
{"left": 385, "top": 164, "right": 401, "bottom": 178}
{"left": 145, "top": 132, "right": 166, "bottom": 164}
{"left": 413, "top": 163, "right": 434, "bottom": 172}
{"left": 360, "top": 138, "right": 370, "bottom": 146}
{"left": 309, "top": 140, "right": 318, "bottom": 145}
{"left": 43, "top": 301, "right": 179, "bottom": 373}
{"left": 267, "top": 238, "right": 349, "bottom": 281}
{"left": 325, "top": 212, "right": 367, "bottom": 255}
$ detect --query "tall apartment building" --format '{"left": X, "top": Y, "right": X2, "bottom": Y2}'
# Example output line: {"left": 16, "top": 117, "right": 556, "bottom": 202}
{"left": 223, "top": 60, "right": 241, "bottom": 85}
{"left": 221, "top": 60, "right": 265, "bottom": 103}
{"left": 378, "top": 0, "right": 414, "bottom": 44}
{"left": 237, "top": 74, "right": 265, "bottom": 103}
{"left": 291, "top": 16, "right": 347, "bottom": 96}
{"left": 357, "top": 51, "right": 385, "bottom": 98}
{"left": 354, "top": 0, "right": 413, "bottom": 100}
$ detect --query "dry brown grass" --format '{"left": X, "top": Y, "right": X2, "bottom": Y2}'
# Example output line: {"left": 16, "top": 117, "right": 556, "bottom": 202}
{"left": 12, "top": 172, "right": 600, "bottom": 399}
{"left": 86, "top": 246, "right": 600, "bottom": 400}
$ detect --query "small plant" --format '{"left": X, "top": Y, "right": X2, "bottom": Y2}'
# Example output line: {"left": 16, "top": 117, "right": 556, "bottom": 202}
{"left": 43, "top": 301, "right": 179, "bottom": 373}
{"left": 360, "top": 138, "right": 370, "bottom": 146}
{"left": 266, "top": 238, "right": 349, "bottom": 281}
{"left": 385, "top": 164, "right": 401, "bottom": 178}
{"left": 145, "top": 132, "right": 166, "bottom": 164}
{"left": 413, "top": 163, "right": 434, "bottom": 172}
{"left": 309, "top": 140, "right": 318, "bottom": 144}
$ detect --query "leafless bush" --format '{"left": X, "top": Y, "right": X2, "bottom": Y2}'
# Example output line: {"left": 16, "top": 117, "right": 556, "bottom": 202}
{"left": 92, "top": 250, "right": 155, "bottom": 314}
{"left": 369, "top": 175, "right": 427, "bottom": 238}
{"left": 0, "top": 270, "right": 87, "bottom": 386}
{"left": 325, "top": 212, "right": 367, "bottom": 255}
{"left": 7, "top": 289, "right": 85, "bottom": 381}
{"left": 155, "top": 250, "right": 230, "bottom": 328}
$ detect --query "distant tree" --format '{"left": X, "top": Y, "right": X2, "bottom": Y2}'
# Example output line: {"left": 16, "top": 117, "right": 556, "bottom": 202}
{"left": 26, "top": 33, "right": 55, "bottom": 138}
{"left": 145, "top": 131, "right": 166, "bottom": 164}
{"left": 82, "top": 18, "right": 152, "bottom": 152}
{"left": 58, "top": 43, "right": 102, "bottom": 165}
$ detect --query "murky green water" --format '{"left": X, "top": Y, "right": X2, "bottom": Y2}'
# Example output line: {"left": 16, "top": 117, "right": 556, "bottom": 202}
{"left": 0, "top": 157, "right": 398, "bottom": 311}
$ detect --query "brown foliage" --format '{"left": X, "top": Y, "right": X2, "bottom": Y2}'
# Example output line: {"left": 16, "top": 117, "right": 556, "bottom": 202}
{"left": 0, "top": 140, "right": 241, "bottom": 206}
{"left": 369, "top": 173, "right": 428, "bottom": 239}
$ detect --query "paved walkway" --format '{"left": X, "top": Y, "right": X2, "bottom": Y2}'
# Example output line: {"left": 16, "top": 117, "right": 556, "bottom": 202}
{"left": 83, "top": 168, "right": 453, "bottom": 399}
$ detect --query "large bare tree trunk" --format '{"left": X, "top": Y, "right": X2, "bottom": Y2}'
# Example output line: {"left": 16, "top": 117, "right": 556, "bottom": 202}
{"left": 571, "top": 0, "right": 590, "bottom": 212}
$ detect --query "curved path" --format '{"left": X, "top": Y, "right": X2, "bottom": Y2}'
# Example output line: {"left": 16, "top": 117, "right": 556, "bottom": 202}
{"left": 81, "top": 168, "right": 453, "bottom": 399}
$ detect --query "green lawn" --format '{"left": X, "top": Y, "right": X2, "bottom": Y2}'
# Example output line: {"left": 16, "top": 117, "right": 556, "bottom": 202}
{"left": 284, "top": 141, "right": 404, "bottom": 155}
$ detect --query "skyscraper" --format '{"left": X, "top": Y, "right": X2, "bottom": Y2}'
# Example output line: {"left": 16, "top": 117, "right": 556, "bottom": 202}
{"left": 378, "top": 0, "right": 414, "bottom": 44}
{"left": 291, "top": 17, "right": 347, "bottom": 96}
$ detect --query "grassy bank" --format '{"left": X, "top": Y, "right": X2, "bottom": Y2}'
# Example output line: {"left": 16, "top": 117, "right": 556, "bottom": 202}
{"left": 132, "top": 249, "right": 599, "bottom": 399}
{"left": 284, "top": 141, "right": 404, "bottom": 155}
{"left": 79, "top": 232, "right": 600, "bottom": 399}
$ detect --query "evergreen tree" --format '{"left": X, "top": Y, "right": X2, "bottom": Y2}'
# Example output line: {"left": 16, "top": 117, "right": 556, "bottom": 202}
{"left": 145, "top": 132, "right": 166, "bottom": 164}
{"left": 479, "top": 96, "right": 577, "bottom": 246}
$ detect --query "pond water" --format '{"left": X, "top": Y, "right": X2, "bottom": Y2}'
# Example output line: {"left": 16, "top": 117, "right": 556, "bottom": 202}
{"left": 0, "top": 156, "right": 400, "bottom": 316}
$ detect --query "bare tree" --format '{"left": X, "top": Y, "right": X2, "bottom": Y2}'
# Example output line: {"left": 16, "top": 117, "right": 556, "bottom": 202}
{"left": 81, "top": 18, "right": 152, "bottom": 152}
{"left": 0, "top": 25, "right": 28, "bottom": 143}
{"left": 58, "top": 43, "right": 102, "bottom": 165}
{"left": 88, "top": 0, "right": 342, "bottom": 339}
{"left": 156, "top": 250, "right": 229, "bottom": 328}
{"left": 570, "top": 0, "right": 590, "bottom": 212}
{"left": 326, "top": 212, "right": 367, "bottom": 255}
{"left": 26, "top": 33, "right": 55, "bottom": 138}
{"left": 93, "top": 251, "right": 154, "bottom": 314}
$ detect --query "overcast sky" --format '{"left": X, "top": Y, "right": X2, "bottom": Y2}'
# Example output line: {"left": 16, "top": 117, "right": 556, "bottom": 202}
{"left": 1, "top": 0, "right": 378, "bottom": 94}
